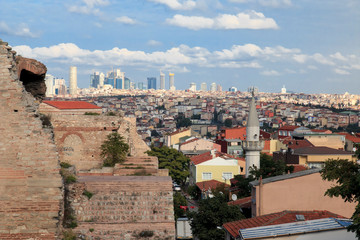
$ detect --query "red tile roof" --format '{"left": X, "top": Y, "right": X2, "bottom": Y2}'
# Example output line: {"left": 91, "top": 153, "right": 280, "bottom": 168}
{"left": 223, "top": 210, "right": 344, "bottom": 239}
{"left": 281, "top": 139, "right": 314, "bottom": 149}
{"left": 279, "top": 125, "right": 300, "bottom": 131}
{"left": 190, "top": 151, "right": 244, "bottom": 165}
{"left": 169, "top": 128, "right": 190, "bottom": 136}
{"left": 336, "top": 132, "right": 360, "bottom": 143}
{"left": 291, "top": 164, "right": 309, "bottom": 173}
{"left": 228, "top": 196, "right": 251, "bottom": 208}
{"left": 43, "top": 100, "right": 101, "bottom": 109}
{"left": 196, "top": 179, "right": 229, "bottom": 191}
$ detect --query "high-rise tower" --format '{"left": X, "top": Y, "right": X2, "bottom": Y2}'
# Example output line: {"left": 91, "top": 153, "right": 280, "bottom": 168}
{"left": 147, "top": 77, "right": 157, "bottom": 89}
{"left": 242, "top": 92, "right": 264, "bottom": 177}
{"left": 160, "top": 71, "right": 165, "bottom": 90}
{"left": 69, "top": 66, "right": 77, "bottom": 95}
{"left": 169, "top": 73, "right": 175, "bottom": 90}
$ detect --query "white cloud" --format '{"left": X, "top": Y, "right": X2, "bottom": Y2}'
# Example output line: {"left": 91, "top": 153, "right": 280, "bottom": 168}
{"left": 261, "top": 70, "right": 281, "bottom": 76}
{"left": 334, "top": 68, "right": 350, "bottom": 75}
{"left": 116, "top": 16, "right": 137, "bottom": 25}
{"left": 147, "top": 40, "right": 162, "bottom": 46}
{"left": 312, "top": 53, "right": 335, "bottom": 65}
{"left": 67, "top": 0, "right": 109, "bottom": 15}
{"left": 258, "top": 0, "right": 292, "bottom": 7}
{"left": 0, "top": 21, "right": 38, "bottom": 38}
{"left": 330, "top": 52, "right": 347, "bottom": 61}
{"left": 166, "top": 11, "right": 278, "bottom": 30}
{"left": 148, "top": 0, "right": 197, "bottom": 10}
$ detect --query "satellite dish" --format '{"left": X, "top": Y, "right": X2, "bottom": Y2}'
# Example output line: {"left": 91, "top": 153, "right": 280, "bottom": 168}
{"left": 231, "top": 194, "right": 238, "bottom": 201}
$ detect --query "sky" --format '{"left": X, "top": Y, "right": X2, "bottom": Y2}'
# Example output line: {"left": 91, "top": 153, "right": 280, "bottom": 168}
{"left": 1, "top": 0, "right": 359, "bottom": 94}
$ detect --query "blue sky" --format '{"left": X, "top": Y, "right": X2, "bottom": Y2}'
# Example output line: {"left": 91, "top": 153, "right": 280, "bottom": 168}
{"left": 1, "top": 0, "right": 359, "bottom": 93}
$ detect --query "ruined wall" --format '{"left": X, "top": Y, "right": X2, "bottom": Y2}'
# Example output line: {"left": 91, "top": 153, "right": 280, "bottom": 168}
{"left": 68, "top": 176, "right": 175, "bottom": 240}
{"left": 50, "top": 115, "right": 150, "bottom": 171}
{"left": 0, "top": 40, "right": 63, "bottom": 239}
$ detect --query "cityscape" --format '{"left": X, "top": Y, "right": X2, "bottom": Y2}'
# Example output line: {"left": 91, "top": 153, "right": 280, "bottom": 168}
{"left": 1, "top": 0, "right": 360, "bottom": 240}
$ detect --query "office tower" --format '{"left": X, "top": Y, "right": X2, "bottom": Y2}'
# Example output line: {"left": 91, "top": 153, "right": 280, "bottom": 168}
{"left": 45, "top": 74, "right": 54, "bottom": 97}
{"left": 99, "top": 72, "right": 105, "bottom": 87}
{"left": 242, "top": 93, "right": 264, "bottom": 177}
{"left": 229, "top": 87, "right": 237, "bottom": 92}
{"left": 248, "top": 86, "right": 259, "bottom": 95}
{"left": 189, "top": 82, "right": 196, "bottom": 91}
{"left": 130, "top": 82, "right": 135, "bottom": 90}
{"left": 107, "top": 68, "right": 125, "bottom": 89}
{"left": 169, "top": 73, "right": 175, "bottom": 90}
{"left": 53, "top": 78, "right": 66, "bottom": 96}
{"left": 115, "top": 78, "right": 123, "bottom": 89}
{"left": 160, "top": 71, "right": 165, "bottom": 89}
{"left": 201, "top": 82, "right": 207, "bottom": 91}
{"left": 281, "top": 85, "right": 287, "bottom": 94}
{"left": 210, "top": 82, "right": 216, "bottom": 92}
{"left": 147, "top": 77, "right": 157, "bottom": 90}
{"left": 124, "top": 77, "right": 130, "bottom": 89}
{"left": 69, "top": 66, "right": 77, "bottom": 95}
{"left": 138, "top": 82, "right": 144, "bottom": 90}
{"left": 217, "top": 84, "right": 222, "bottom": 92}
{"left": 90, "top": 72, "right": 100, "bottom": 88}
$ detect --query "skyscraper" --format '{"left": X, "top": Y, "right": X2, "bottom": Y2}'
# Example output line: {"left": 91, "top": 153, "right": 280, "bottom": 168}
{"left": 242, "top": 93, "right": 264, "bottom": 177}
{"left": 169, "top": 73, "right": 175, "bottom": 90}
{"left": 210, "top": 82, "right": 216, "bottom": 92}
{"left": 189, "top": 82, "right": 196, "bottom": 91}
{"left": 160, "top": 71, "right": 165, "bottom": 90}
{"left": 45, "top": 74, "right": 54, "bottom": 97}
{"left": 201, "top": 82, "right": 207, "bottom": 91}
{"left": 147, "top": 77, "right": 157, "bottom": 90}
{"left": 281, "top": 85, "right": 287, "bottom": 94}
{"left": 90, "top": 72, "right": 100, "bottom": 88}
{"left": 69, "top": 66, "right": 77, "bottom": 95}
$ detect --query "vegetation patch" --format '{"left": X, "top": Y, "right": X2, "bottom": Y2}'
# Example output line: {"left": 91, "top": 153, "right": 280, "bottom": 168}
{"left": 83, "top": 189, "right": 94, "bottom": 199}
{"left": 101, "top": 132, "right": 129, "bottom": 167}
{"left": 139, "top": 230, "right": 154, "bottom": 238}
{"left": 84, "top": 112, "right": 100, "bottom": 115}
{"left": 62, "top": 229, "right": 77, "bottom": 240}
{"left": 60, "top": 162, "right": 72, "bottom": 168}
{"left": 39, "top": 113, "right": 52, "bottom": 128}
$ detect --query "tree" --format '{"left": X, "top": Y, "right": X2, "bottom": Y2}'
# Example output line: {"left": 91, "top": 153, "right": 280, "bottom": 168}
{"left": 187, "top": 194, "right": 244, "bottom": 240}
{"left": 249, "top": 153, "right": 294, "bottom": 179}
{"left": 320, "top": 159, "right": 360, "bottom": 239}
{"left": 146, "top": 146, "right": 190, "bottom": 185}
{"left": 100, "top": 132, "right": 129, "bottom": 167}
{"left": 234, "top": 154, "right": 294, "bottom": 198}
{"left": 224, "top": 118, "right": 233, "bottom": 128}
{"left": 173, "top": 192, "right": 187, "bottom": 220}
{"left": 175, "top": 114, "right": 192, "bottom": 128}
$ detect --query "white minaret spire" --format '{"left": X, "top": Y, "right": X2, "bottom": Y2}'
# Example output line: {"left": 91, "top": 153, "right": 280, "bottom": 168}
{"left": 243, "top": 91, "right": 264, "bottom": 177}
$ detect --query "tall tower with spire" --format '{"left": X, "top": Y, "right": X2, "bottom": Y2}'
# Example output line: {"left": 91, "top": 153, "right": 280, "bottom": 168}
{"left": 242, "top": 92, "right": 264, "bottom": 177}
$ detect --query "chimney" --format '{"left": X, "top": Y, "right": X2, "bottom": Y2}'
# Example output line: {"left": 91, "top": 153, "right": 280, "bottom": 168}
{"left": 211, "top": 149, "right": 216, "bottom": 158}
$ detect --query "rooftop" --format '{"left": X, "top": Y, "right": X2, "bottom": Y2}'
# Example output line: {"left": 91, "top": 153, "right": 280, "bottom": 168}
{"left": 293, "top": 146, "right": 352, "bottom": 155}
{"left": 43, "top": 100, "right": 101, "bottom": 109}
{"left": 223, "top": 210, "right": 345, "bottom": 239}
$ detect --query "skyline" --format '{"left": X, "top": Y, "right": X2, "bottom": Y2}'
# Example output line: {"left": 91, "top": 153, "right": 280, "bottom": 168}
{"left": 1, "top": 0, "right": 359, "bottom": 94}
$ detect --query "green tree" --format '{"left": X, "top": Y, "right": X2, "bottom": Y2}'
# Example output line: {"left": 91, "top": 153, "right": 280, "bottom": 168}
{"left": 146, "top": 146, "right": 190, "bottom": 185}
{"left": 175, "top": 114, "right": 192, "bottom": 128}
{"left": 173, "top": 192, "right": 187, "bottom": 220}
{"left": 224, "top": 118, "right": 233, "bottom": 128}
{"left": 234, "top": 154, "right": 294, "bottom": 198}
{"left": 100, "top": 132, "right": 129, "bottom": 167}
{"left": 187, "top": 194, "right": 244, "bottom": 240}
{"left": 320, "top": 159, "right": 360, "bottom": 239}
{"left": 249, "top": 153, "right": 294, "bottom": 179}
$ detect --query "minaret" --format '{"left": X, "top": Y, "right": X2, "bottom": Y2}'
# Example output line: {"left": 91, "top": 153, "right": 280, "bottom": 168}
{"left": 242, "top": 92, "right": 264, "bottom": 177}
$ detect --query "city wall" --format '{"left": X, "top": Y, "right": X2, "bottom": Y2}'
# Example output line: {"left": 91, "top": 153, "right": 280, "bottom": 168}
{"left": 67, "top": 176, "right": 175, "bottom": 240}
{"left": 0, "top": 40, "right": 63, "bottom": 239}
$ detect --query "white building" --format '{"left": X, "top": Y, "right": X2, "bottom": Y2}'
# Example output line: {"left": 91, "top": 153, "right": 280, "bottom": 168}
{"left": 69, "top": 66, "right": 77, "bottom": 95}
{"left": 45, "top": 74, "right": 54, "bottom": 97}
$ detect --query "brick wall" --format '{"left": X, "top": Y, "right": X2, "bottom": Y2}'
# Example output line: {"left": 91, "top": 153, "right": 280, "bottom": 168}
{"left": 50, "top": 115, "right": 150, "bottom": 171}
{"left": 68, "top": 176, "right": 175, "bottom": 239}
{"left": 0, "top": 40, "right": 63, "bottom": 239}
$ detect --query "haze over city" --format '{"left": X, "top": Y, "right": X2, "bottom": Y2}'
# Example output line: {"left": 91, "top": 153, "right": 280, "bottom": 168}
{"left": 1, "top": 0, "right": 359, "bottom": 93}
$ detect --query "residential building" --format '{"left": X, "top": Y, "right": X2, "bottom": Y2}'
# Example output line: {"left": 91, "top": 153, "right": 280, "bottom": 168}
{"left": 160, "top": 71, "right": 165, "bottom": 89}
{"left": 69, "top": 66, "right": 77, "bottom": 95}
{"left": 169, "top": 73, "right": 175, "bottom": 90}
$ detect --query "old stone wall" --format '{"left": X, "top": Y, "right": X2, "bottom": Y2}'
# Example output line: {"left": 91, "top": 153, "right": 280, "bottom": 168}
{"left": 0, "top": 40, "right": 63, "bottom": 239}
{"left": 50, "top": 115, "right": 150, "bottom": 171}
{"left": 68, "top": 176, "right": 175, "bottom": 240}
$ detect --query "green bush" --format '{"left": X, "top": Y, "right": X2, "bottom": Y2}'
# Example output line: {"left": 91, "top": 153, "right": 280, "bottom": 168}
{"left": 84, "top": 112, "right": 100, "bottom": 115}
{"left": 139, "top": 230, "right": 154, "bottom": 238}
{"left": 62, "top": 230, "right": 76, "bottom": 240}
{"left": 101, "top": 132, "right": 129, "bottom": 167}
{"left": 60, "top": 162, "right": 72, "bottom": 168}
{"left": 83, "top": 190, "right": 94, "bottom": 199}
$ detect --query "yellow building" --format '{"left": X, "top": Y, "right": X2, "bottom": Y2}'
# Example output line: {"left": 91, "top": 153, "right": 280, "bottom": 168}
{"left": 189, "top": 150, "right": 245, "bottom": 185}
{"left": 166, "top": 128, "right": 193, "bottom": 147}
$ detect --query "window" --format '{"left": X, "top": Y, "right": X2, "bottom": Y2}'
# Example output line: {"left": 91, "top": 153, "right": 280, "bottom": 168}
{"left": 222, "top": 172, "right": 233, "bottom": 180}
{"left": 202, "top": 172, "right": 212, "bottom": 180}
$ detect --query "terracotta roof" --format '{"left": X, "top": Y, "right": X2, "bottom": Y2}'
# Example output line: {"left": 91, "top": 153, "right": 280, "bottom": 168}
{"left": 227, "top": 196, "right": 251, "bottom": 208}
{"left": 190, "top": 151, "right": 244, "bottom": 165}
{"left": 291, "top": 164, "right": 308, "bottom": 173}
{"left": 196, "top": 179, "right": 229, "bottom": 191}
{"left": 223, "top": 210, "right": 344, "bottom": 239}
{"left": 169, "top": 128, "right": 190, "bottom": 136}
{"left": 278, "top": 125, "right": 300, "bottom": 131}
{"left": 336, "top": 132, "right": 360, "bottom": 143}
{"left": 293, "top": 146, "right": 352, "bottom": 155}
{"left": 281, "top": 139, "right": 314, "bottom": 149}
{"left": 43, "top": 100, "right": 101, "bottom": 109}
